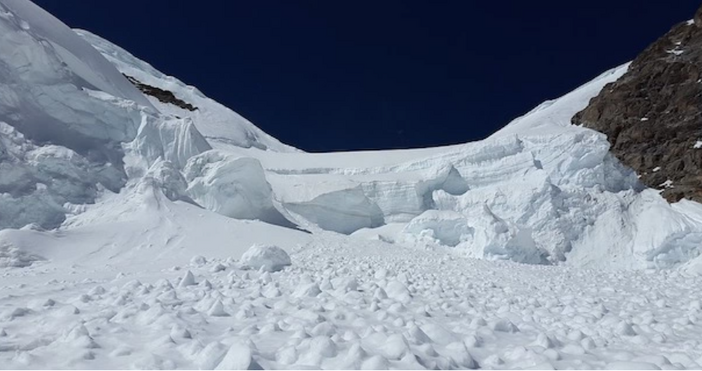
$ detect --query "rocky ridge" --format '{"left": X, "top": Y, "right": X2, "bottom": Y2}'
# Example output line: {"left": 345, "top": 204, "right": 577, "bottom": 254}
{"left": 124, "top": 74, "right": 198, "bottom": 112}
{"left": 573, "top": 5, "right": 702, "bottom": 202}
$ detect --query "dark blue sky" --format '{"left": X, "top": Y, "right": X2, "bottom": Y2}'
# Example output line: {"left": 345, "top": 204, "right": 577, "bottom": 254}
{"left": 35, "top": 1, "right": 699, "bottom": 151}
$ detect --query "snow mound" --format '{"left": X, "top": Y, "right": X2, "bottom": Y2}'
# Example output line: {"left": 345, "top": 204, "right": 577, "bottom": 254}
{"left": 0, "top": 181, "right": 312, "bottom": 267}
{"left": 0, "top": 235, "right": 43, "bottom": 268}
{"left": 239, "top": 244, "right": 291, "bottom": 272}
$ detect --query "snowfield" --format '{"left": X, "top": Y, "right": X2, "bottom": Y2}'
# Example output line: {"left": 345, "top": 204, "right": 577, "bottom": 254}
{"left": 2, "top": 0, "right": 702, "bottom": 369}
{"left": 3, "top": 234, "right": 702, "bottom": 369}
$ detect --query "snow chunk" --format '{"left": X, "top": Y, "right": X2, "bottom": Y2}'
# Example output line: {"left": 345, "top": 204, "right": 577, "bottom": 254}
{"left": 380, "top": 334, "right": 410, "bottom": 360}
{"left": 207, "top": 300, "right": 228, "bottom": 317}
{"left": 402, "top": 210, "right": 473, "bottom": 247}
{"left": 660, "top": 180, "right": 674, "bottom": 189}
{"left": 293, "top": 283, "right": 322, "bottom": 298}
{"left": 491, "top": 319, "right": 519, "bottom": 333}
{"left": 239, "top": 244, "right": 291, "bottom": 272}
{"left": 127, "top": 116, "right": 211, "bottom": 171}
{"left": 178, "top": 270, "right": 196, "bottom": 287}
{"left": 402, "top": 207, "right": 547, "bottom": 264}
{"left": 285, "top": 186, "right": 384, "bottom": 234}
{"left": 184, "top": 151, "right": 288, "bottom": 225}
{"left": 215, "top": 341, "right": 252, "bottom": 370}
{"left": 385, "top": 280, "right": 412, "bottom": 303}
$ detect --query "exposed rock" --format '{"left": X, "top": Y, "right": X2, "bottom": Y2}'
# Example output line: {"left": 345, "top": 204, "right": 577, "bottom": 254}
{"left": 124, "top": 74, "right": 197, "bottom": 111}
{"left": 573, "top": 5, "right": 702, "bottom": 203}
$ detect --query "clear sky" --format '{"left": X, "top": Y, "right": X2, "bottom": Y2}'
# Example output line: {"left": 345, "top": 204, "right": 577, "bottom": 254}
{"left": 35, "top": 1, "right": 699, "bottom": 151}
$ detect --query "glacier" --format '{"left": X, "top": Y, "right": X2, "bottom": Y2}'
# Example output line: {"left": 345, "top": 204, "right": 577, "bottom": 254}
{"left": 2, "top": 1, "right": 702, "bottom": 368}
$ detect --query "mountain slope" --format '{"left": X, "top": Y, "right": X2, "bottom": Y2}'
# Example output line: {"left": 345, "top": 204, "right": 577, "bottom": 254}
{"left": 74, "top": 29, "right": 298, "bottom": 154}
{"left": 4, "top": 1, "right": 702, "bottom": 369}
{"left": 68, "top": 26, "right": 702, "bottom": 270}
{"left": 2, "top": 0, "right": 702, "bottom": 270}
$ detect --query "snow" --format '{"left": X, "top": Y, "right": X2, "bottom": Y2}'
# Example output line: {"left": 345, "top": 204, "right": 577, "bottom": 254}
{"left": 2, "top": 0, "right": 702, "bottom": 368}
{"left": 0, "top": 181, "right": 312, "bottom": 268}
{"left": 74, "top": 29, "right": 297, "bottom": 153}
{"left": 3, "top": 234, "right": 702, "bottom": 369}
{"left": 400, "top": 208, "right": 547, "bottom": 264}
{"left": 0, "top": 0, "right": 151, "bottom": 108}
{"left": 183, "top": 151, "right": 285, "bottom": 223}
{"left": 239, "top": 244, "right": 292, "bottom": 272}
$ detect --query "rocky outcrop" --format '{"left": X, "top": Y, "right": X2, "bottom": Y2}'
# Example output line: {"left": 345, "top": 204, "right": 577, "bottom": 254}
{"left": 124, "top": 74, "right": 198, "bottom": 111}
{"left": 572, "top": 6, "right": 702, "bottom": 202}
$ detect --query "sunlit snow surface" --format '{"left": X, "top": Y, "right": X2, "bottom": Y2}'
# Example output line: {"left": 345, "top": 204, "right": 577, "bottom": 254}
{"left": 4, "top": 234, "right": 702, "bottom": 369}
{"left": 2, "top": 0, "right": 702, "bottom": 368}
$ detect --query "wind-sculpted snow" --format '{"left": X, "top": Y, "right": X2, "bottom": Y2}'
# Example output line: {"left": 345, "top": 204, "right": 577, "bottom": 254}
{"left": 0, "top": 180, "right": 312, "bottom": 267}
{"left": 361, "top": 164, "right": 470, "bottom": 222}
{"left": 200, "top": 62, "right": 702, "bottom": 269}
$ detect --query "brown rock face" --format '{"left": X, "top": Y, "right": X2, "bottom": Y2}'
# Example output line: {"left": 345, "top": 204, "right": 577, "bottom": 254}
{"left": 123, "top": 74, "right": 198, "bottom": 112}
{"left": 572, "top": 6, "right": 702, "bottom": 203}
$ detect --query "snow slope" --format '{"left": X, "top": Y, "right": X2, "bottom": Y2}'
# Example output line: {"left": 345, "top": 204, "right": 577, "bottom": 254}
{"left": 75, "top": 29, "right": 297, "bottom": 153}
{"left": 0, "top": 0, "right": 295, "bottom": 231}
{"left": 2, "top": 0, "right": 702, "bottom": 368}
